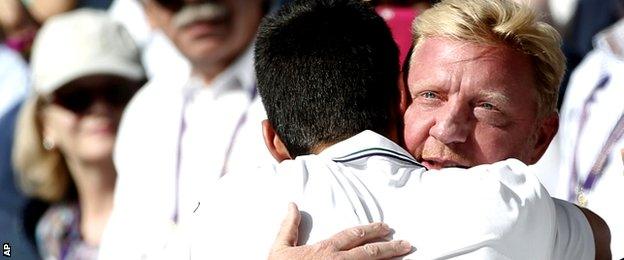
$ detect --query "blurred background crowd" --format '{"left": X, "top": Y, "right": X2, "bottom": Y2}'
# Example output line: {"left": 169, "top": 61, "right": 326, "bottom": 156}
{"left": 0, "top": 0, "right": 622, "bottom": 259}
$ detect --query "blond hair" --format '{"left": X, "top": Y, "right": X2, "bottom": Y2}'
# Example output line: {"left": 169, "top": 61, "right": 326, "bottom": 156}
{"left": 12, "top": 96, "right": 72, "bottom": 203}
{"left": 411, "top": 0, "right": 565, "bottom": 115}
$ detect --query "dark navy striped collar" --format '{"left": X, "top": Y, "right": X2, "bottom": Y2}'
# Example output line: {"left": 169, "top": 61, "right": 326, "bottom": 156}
{"left": 319, "top": 130, "right": 425, "bottom": 168}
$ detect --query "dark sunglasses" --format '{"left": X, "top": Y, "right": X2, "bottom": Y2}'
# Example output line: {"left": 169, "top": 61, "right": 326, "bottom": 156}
{"left": 51, "top": 84, "right": 140, "bottom": 114}
{"left": 153, "top": 0, "right": 186, "bottom": 11}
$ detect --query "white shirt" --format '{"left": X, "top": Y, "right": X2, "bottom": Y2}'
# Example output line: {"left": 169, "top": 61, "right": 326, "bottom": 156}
{"left": 189, "top": 131, "right": 593, "bottom": 259}
{"left": 540, "top": 19, "right": 624, "bottom": 258}
{"left": 99, "top": 46, "right": 273, "bottom": 260}
{"left": 0, "top": 44, "right": 29, "bottom": 118}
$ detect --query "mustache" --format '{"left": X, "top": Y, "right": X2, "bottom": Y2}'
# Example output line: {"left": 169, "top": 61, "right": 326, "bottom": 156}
{"left": 420, "top": 143, "right": 474, "bottom": 167}
{"left": 171, "top": 2, "right": 229, "bottom": 30}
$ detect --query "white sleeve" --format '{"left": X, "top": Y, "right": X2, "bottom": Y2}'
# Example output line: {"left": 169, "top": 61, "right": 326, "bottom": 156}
{"left": 188, "top": 166, "right": 291, "bottom": 259}
{"left": 551, "top": 198, "right": 595, "bottom": 260}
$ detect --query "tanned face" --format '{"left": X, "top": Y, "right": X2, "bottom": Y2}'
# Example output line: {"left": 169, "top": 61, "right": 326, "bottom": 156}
{"left": 144, "top": 0, "right": 264, "bottom": 78}
{"left": 403, "top": 37, "right": 557, "bottom": 169}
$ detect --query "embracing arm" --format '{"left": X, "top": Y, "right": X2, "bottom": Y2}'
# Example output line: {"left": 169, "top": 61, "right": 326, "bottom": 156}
{"left": 268, "top": 203, "right": 412, "bottom": 260}
{"left": 577, "top": 206, "right": 611, "bottom": 260}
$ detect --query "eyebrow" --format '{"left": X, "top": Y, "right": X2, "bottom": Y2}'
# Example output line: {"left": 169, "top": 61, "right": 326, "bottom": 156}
{"left": 407, "top": 80, "right": 442, "bottom": 96}
{"left": 478, "top": 90, "right": 510, "bottom": 104}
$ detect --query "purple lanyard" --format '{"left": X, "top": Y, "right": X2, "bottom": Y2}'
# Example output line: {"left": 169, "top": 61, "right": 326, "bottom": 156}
{"left": 568, "top": 75, "right": 624, "bottom": 202}
{"left": 59, "top": 207, "right": 81, "bottom": 260}
{"left": 172, "top": 85, "right": 257, "bottom": 223}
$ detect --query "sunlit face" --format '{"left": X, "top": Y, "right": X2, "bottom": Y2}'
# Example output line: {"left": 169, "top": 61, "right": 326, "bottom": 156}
{"left": 41, "top": 75, "right": 137, "bottom": 164}
{"left": 403, "top": 37, "right": 557, "bottom": 169}
{"left": 145, "top": 0, "right": 264, "bottom": 71}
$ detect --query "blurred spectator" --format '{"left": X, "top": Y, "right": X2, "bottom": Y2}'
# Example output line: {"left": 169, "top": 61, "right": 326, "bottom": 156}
{"left": 12, "top": 9, "right": 144, "bottom": 259}
{"left": 539, "top": 18, "right": 624, "bottom": 258}
{"left": 0, "top": 0, "right": 39, "bottom": 58}
{"left": 558, "top": 0, "right": 624, "bottom": 108}
{"left": 108, "top": 0, "right": 191, "bottom": 80}
{"left": 0, "top": 0, "right": 115, "bottom": 59}
{"left": 26, "top": 0, "right": 113, "bottom": 23}
{"left": 99, "top": 1, "right": 274, "bottom": 259}
{"left": 0, "top": 43, "right": 41, "bottom": 260}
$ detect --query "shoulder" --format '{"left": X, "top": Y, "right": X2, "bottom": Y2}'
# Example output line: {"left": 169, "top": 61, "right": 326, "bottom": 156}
{"left": 551, "top": 198, "right": 608, "bottom": 259}
{"left": 37, "top": 203, "right": 78, "bottom": 237}
{"left": 575, "top": 204, "right": 611, "bottom": 260}
{"left": 189, "top": 165, "right": 292, "bottom": 258}
{"left": 422, "top": 159, "right": 547, "bottom": 201}
{"left": 193, "top": 158, "right": 318, "bottom": 221}
{"left": 422, "top": 160, "right": 557, "bottom": 250}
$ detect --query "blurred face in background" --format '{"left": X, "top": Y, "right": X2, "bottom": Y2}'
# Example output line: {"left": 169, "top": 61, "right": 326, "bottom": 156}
{"left": 41, "top": 75, "right": 140, "bottom": 164}
{"left": 403, "top": 37, "right": 556, "bottom": 169}
{"left": 144, "top": 0, "right": 265, "bottom": 72}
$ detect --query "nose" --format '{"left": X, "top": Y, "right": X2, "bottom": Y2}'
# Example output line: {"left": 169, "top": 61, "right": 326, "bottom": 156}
{"left": 429, "top": 100, "right": 472, "bottom": 144}
{"left": 85, "top": 98, "right": 114, "bottom": 116}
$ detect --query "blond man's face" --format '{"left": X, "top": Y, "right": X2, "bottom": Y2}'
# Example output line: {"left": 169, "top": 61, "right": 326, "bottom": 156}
{"left": 402, "top": 37, "right": 558, "bottom": 169}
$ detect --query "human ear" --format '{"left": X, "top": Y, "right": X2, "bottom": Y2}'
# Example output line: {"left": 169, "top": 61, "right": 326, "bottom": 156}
{"left": 39, "top": 106, "right": 57, "bottom": 148}
{"left": 398, "top": 72, "right": 410, "bottom": 115}
{"left": 262, "top": 120, "right": 291, "bottom": 162}
{"left": 530, "top": 112, "right": 559, "bottom": 163}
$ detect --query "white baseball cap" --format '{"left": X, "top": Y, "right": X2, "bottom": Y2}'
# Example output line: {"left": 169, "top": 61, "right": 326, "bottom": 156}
{"left": 30, "top": 9, "right": 145, "bottom": 96}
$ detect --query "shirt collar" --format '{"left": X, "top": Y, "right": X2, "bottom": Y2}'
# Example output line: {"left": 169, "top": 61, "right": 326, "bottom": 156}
{"left": 184, "top": 44, "right": 256, "bottom": 98}
{"left": 318, "top": 130, "right": 422, "bottom": 166}
{"left": 594, "top": 19, "right": 624, "bottom": 61}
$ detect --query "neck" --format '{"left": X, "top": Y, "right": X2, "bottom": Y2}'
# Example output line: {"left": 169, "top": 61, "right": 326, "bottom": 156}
{"left": 64, "top": 156, "right": 116, "bottom": 246}
{"left": 192, "top": 55, "right": 238, "bottom": 85}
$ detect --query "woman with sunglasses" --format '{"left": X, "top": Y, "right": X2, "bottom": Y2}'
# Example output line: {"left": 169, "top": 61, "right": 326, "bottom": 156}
{"left": 12, "top": 9, "right": 145, "bottom": 260}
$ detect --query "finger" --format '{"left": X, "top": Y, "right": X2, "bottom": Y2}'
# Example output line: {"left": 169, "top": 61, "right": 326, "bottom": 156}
{"left": 272, "top": 202, "right": 302, "bottom": 249}
{"left": 326, "top": 222, "right": 391, "bottom": 250}
{"left": 341, "top": 240, "right": 413, "bottom": 260}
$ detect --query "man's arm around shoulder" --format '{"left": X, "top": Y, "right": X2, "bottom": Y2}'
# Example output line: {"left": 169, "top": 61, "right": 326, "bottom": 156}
{"left": 577, "top": 206, "right": 611, "bottom": 260}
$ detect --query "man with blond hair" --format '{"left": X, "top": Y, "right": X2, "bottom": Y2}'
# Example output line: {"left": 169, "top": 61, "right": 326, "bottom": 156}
{"left": 190, "top": 0, "right": 609, "bottom": 259}
{"left": 401, "top": 0, "right": 611, "bottom": 258}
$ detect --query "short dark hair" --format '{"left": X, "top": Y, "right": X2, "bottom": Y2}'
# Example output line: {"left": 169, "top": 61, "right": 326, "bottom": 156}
{"left": 255, "top": 0, "right": 400, "bottom": 157}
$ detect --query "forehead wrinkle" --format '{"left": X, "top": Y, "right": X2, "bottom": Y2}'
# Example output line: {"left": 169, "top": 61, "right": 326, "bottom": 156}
{"left": 447, "top": 44, "right": 504, "bottom": 66}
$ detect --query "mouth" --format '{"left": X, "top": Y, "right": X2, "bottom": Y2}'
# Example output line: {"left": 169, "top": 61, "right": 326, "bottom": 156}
{"left": 181, "top": 20, "right": 228, "bottom": 39}
{"left": 85, "top": 119, "right": 118, "bottom": 136}
{"left": 420, "top": 157, "right": 469, "bottom": 169}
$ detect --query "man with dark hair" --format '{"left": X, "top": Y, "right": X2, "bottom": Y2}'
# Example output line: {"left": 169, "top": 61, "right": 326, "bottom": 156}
{"left": 188, "top": 0, "right": 564, "bottom": 258}
{"left": 255, "top": 0, "right": 401, "bottom": 158}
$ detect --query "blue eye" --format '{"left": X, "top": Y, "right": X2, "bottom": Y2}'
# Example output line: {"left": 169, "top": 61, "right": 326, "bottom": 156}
{"left": 422, "top": 91, "right": 437, "bottom": 99}
{"left": 479, "top": 102, "right": 495, "bottom": 110}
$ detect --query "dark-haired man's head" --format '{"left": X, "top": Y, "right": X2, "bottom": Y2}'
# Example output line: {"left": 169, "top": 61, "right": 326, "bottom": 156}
{"left": 255, "top": 0, "right": 400, "bottom": 160}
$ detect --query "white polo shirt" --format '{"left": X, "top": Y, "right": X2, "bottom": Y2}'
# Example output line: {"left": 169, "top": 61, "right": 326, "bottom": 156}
{"left": 188, "top": 131, "right": 594, "bottom": 259}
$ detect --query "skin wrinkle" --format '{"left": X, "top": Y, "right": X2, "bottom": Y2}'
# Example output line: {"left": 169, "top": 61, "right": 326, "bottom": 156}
{"left": 403, "top": 37, "right": 551, "bottom": 169}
